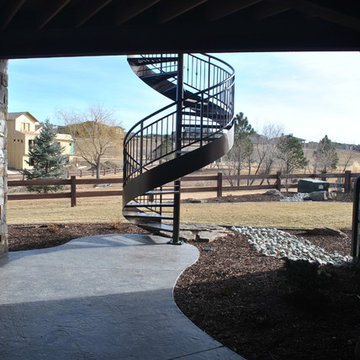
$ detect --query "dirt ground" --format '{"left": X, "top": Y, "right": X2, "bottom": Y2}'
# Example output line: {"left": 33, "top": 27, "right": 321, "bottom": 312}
{"left": 174, "top": 229, "right": 360, "bottom": 360}
{"left": 7, "top": 222, "right": 148, "bottom": 251}
{"left": 6, "top": 191, "right": 359, "bottom": 360}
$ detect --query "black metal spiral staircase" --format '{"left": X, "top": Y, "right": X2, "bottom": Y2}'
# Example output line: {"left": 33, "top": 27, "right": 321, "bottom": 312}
{"left": 123, "top": 54, "right": 235, "bottom": 244}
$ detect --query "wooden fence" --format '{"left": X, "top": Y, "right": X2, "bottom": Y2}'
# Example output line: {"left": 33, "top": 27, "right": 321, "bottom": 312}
{"left": 8, "top": 170, "right": 359, "bottom": 207}
{"left": 9, "top": 167, "right": 123, "bottom": 180}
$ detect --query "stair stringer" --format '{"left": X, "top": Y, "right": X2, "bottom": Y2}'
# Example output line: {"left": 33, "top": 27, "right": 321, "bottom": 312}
{"left": 123, "top": 123, "right": 234, "bottom": 206}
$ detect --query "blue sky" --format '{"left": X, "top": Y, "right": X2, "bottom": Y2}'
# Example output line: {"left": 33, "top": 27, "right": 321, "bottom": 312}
{"left": 8, "top": 52, "right": 360, "bottom": 144}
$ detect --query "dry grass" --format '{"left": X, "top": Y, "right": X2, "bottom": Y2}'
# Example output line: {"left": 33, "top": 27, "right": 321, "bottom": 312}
{"left": 7, "top": 196, "right": 353, "bottom": 230}
{"left": 7, "top": 197, "right": 123, "bottom": 224}
{"left": 181, "top": 201, "right": 352, "bottom": 229}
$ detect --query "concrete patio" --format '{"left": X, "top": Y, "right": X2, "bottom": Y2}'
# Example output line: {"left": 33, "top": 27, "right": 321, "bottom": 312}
{"left": 0, "top": 233, "right": 244, "bottom": 359}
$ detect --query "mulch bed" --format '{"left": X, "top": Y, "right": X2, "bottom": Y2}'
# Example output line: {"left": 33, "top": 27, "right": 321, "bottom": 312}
{"left": 6, "top": 196, "right": 359, "bottom": 360}
{"left": 202, "top": 191, "right": 354, "bottom": 203}
{"left": 8, "top": 222, "right": 148, "bottom": 251}
{"left": 174, "top": 230, "right": 360, "bottom": 360}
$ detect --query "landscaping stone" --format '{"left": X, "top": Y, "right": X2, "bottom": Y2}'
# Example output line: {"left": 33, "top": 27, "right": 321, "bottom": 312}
{"left": 195, "top": 230, "right": 229, "bottom": 243}
{"left": 265, "top": 189, "right": 284, "bottom": 198}
{"left": 179, "top": 230, "right": 196, "bottom": 241}
{"left": 232, "top": 226, "right": 351, "bottom": 265}
{"left": 280, "top": 192, "right": 309, "bottom": 202}
{"left": 309, "top": 190, "right": 328, "bottom": 201}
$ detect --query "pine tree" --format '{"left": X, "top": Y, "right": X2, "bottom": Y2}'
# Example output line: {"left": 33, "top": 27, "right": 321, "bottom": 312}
{"left": 313, "top": 135, "right": 338, "bottom": 172}
{"left": 276, "top": 134, "right": 309, "bottom": 174}
{"left": 23, "top": 120, "right": 69, "bottom": 193}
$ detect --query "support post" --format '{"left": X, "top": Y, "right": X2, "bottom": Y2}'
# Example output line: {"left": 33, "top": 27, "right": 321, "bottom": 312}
{"left": 344, "top": 170, "right": 351, "bottom": 193}
{"left": 171, "top": 53, "right": 184, "bottom": 245}
{"left": 276, "top": 171, "right": 282, "bottom": 191}
{"left": 217, "top": 172, "right": 223, "bottom": 198}
{"left": 70, "top": 176, "right": 77, "bottom": 207}
{"left": 352, "top": 176, "right": 360, "bottom": 262}
{"left": 0, "top": 59, "right": 8, "bottom": 254}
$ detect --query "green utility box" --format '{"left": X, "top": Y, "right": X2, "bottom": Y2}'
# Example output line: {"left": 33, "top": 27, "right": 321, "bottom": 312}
{"left": 298, "top": 179, "right": 330, "bottom": 193}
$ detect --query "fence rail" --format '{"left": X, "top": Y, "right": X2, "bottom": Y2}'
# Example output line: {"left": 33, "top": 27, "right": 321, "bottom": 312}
{"left": 8, "top": 171, "right": 359, "bottom": 207}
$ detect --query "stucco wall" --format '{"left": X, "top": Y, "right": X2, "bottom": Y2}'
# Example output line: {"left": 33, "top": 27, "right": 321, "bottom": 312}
{"left": 0, "top": 60, "right": 8, "bottom": 254}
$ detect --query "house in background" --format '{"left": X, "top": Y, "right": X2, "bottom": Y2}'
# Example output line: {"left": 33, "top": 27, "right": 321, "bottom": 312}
{"left": 7, "top": 112, "right": 74, "bottom": 170}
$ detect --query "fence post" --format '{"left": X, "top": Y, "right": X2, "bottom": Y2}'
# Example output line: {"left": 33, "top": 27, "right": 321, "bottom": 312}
{"left": 344, "top": 170, "right": 352, "bottom": 193}
{"left": 70, "top": 176, "right": 77, "bottom": 207}
{"left": 276, "top": 171, "right": 282, "bottom": 191}
{"left": 217, "top": 172, "right": 223, "bottom": 198}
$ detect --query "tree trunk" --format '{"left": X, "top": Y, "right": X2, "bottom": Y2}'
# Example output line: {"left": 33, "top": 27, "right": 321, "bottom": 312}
{"left": 96, "top": 158, "right": 101, "bottom": 179}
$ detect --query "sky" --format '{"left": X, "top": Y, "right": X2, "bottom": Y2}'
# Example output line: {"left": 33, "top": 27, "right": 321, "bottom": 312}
{"left": 8, "top": 51, "right": 360, "bottom": 144}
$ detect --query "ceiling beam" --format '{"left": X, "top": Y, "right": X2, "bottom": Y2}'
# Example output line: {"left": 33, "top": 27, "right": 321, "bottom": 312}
{"left": 157, "top": 0, "right": 208, "bottom": 24}
{"left": 114, "top": 0, "right": 160, "bottom": 26}
{"left": 74, "top": 0, "right": 114, "bottom": 28}
{"left": 36, "top": 0, "right": 72, "bottom": 30}
{"left": 1, "top": 20, "right": 358, "bottom": 60}
{"left": 207, "top": 0, "right": 263, "bottom": 21}
{"left": 255, "top": 1, "right": 290, "bottom": 21}
{"left": 280, "top": 0, "right": 360, "bottom": 32}
{"left": 0, "top": 0, "right": 26, "bottom": 30}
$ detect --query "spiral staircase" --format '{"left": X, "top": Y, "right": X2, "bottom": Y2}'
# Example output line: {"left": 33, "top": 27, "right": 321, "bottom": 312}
{"left": 123, "top": 54, "right": 235, "bottom": 244}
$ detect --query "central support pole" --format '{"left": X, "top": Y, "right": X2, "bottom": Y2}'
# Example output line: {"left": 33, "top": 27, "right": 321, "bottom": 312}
{"left": 352, "top": 175, "right": 360, "bottom": 263}
{"left": 171, "top": 53, "right": 184, "bottom": 245}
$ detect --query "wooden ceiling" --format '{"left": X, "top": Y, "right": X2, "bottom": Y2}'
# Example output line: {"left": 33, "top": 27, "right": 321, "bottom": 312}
{"left": 0, "top": 0, "right": 359, "bottom": 58}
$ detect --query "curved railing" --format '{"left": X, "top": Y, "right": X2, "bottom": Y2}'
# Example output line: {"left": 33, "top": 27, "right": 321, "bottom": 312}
{"left": 123, "top": 53, "right": 235, "bottom": 242}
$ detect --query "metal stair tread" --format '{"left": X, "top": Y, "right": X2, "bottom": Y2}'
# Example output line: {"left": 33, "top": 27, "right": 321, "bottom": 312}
{"left": 123, "top": 211, "right": 174, "bottom": 220}
{"left": 125, "top": 202, "right": 175, "bottom": 208}
{"left": 181, "top": 123, "right": 220, "bottom": 129}
{"left": 141, "top": 71, "right": 177, "bottom": 81}
{"left": 145, "top": 190, "right": 179, "bottom": 195}
{"left": 128, "top": 57, "right": 178, "bottom": 66}
{"left": 137, "top": 222, "right": 174, "bottom": 233}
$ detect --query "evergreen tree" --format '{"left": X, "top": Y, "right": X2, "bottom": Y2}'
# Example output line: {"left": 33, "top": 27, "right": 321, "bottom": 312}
{"left": 23, "top": 120, "right": 69, "bottom": 193}
{"left": 276, "top": 134, "right": 308, "bottom": 174}
{"left": 313, "top": 135, "right": 338, "bottom": 172}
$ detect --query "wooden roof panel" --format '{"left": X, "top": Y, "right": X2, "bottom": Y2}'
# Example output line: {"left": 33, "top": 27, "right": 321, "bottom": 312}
{"left": 0, "top": 0, "right": 358, "bottom": 58}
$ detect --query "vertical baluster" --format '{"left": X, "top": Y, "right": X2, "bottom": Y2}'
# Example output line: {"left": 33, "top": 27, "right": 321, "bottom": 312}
{"left": 150, "top": 125, "right": 153, "bottom": 161}
{"left": 140, "top": 122, "right": 144, "bottom": 173}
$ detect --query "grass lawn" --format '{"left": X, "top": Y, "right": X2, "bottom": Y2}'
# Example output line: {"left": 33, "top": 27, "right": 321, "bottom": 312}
{"left": 7, "top": 197, "right": 353, "bottom": 230}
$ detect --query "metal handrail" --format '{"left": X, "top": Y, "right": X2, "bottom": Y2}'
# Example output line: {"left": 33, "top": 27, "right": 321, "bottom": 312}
{"left": 124, "top": 62, "right": 234, "bottom": 141}
{"left": 124, "top": 53, "right": 234, "bottom": 183}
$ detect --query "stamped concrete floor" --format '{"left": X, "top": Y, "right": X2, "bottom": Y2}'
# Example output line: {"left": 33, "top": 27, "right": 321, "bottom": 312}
{"left": 0, "top": 234, "right": 244, "bottom": 360}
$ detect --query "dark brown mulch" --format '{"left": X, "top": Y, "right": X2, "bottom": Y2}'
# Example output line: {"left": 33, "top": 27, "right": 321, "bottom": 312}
{"left": 174, "top": 230, "right": 360, "bottom": 360}
{"left": 203, "top": 191, "right": 354, "bottom": 203}
{"left": 7, "top": 222, "right": 360, "bottom": 360}
{"left": 8, "top": 222, "right": 148, "bottom": 251}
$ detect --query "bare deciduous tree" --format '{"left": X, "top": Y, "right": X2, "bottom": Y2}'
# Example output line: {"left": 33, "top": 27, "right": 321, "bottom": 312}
{"left": 253, "top": 124, "right": 283, "bottom": 185}
{"left": 58, "top": 105, "right": 122, "bottom": 178}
